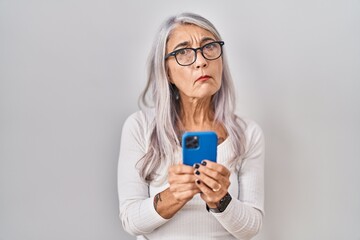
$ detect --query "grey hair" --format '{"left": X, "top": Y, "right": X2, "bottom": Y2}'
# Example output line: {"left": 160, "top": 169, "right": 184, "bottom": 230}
{"left": 137, "top": 12, "right": 246, "bottom": 183}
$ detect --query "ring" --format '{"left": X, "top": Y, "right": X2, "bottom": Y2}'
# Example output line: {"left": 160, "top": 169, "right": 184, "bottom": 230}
{"left": 212, "top": 184, "right": 221, "bottom": 192}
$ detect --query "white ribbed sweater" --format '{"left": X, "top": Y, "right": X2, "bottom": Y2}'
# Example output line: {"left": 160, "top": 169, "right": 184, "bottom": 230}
{"left": 117, "top": 110, "right": 265, "bottom": 240}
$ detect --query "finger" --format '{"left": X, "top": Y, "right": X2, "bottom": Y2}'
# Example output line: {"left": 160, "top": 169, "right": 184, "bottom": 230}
{"left": 196, "top": 162, "right": 229, "bottom": 186}
{"left": 169, "top": 182, "right": 199, "bottom": 193}
{"left": 195, "top": 180, "right": 222, "bottom": 203}
{"left": 201, "top": 160, "right": 230, "bottom": 177}
{"left": 194, "top": 169, "right": 224, "bottom": 191}
{"left": 169, "top": 163, "right": 196, "bottom": 175}
{"left": 197, "top": 165, "right": 224, "bottom": 182}
{"left": 168, "top": 173, "right": 197, "bottom": 184}
{"left": 172, "top": 189, "right": 201, "bottom": 202}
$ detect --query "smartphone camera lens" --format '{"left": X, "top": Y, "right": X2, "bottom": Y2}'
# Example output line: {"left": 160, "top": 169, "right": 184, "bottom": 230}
{"left": 185, "top": 136, "right": 199, "bottom": 149}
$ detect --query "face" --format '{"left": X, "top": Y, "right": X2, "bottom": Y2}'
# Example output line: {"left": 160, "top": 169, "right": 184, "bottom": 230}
{"left": 166, "top": 24, "right": 223, "bottom": 101}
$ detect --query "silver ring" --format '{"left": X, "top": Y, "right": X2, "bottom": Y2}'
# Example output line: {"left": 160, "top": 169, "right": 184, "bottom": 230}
{"left": 212, "top": 184, "right": 221, "bottom": 192}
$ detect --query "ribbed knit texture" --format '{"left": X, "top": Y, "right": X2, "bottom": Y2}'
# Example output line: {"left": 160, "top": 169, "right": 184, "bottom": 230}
{"left": 118, "top": 109, "right": 265, "bottom": 240}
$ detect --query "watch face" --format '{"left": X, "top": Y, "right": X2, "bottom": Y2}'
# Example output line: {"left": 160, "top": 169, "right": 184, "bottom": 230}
{"left": 208, "top": 192, "right": 232, "bottom": 213}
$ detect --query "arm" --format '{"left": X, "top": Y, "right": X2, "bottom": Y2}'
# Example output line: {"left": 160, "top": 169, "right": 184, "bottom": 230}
{"left": 195, "top": 121, "right": 265, "bottom": 239}
{"left": 117, "top": 113, "right": 200, "bottom": 235}
{"left": 214, "top": 121, "right": 265, "bottom": 239}
{"left": 155, "top": 164, "right": 201, "bottom": 219}
{"left": 117, "top": 113, "right": 168, "bottom": 236}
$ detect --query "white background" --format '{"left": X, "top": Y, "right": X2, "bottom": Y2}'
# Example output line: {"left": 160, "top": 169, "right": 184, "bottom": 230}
{"left": 1, "top": 0, "right": 359, "bottom": 239}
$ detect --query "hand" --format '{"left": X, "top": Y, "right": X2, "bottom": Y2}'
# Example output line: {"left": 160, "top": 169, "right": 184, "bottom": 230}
{"left": 194, "top": 160, "right": 231, "bottom": 208}
{"left": 168, "top": 163, "right": 202, "bottom": 203}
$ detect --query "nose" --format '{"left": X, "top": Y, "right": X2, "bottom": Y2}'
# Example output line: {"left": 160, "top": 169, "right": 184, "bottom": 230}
{"left": 194, "top": 49, "right": 208, "bottom": 68}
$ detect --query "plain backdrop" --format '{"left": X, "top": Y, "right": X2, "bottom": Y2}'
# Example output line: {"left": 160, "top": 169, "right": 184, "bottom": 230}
{"left": 1, "top": 0, "right": 359, "bottom": 239}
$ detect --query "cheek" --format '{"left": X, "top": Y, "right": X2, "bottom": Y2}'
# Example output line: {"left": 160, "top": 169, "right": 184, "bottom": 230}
{"left": 169, "top": 66, "right": 191, "bottom": 84}
{"left": 215, "top": 63, "right": 223, "bottom": 84}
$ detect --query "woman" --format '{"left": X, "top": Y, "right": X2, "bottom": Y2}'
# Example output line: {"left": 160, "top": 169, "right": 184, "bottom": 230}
{"left": 118, "top": 12, "right": 265, "bottom": 240}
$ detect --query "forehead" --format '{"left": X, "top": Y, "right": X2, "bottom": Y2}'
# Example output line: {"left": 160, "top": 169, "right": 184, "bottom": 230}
{"left": 167, "top": 24, "right": 216, "bottom": 48}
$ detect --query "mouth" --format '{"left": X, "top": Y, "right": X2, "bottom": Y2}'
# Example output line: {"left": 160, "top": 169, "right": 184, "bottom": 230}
{"left": 196, "top": 75, "right": 211, "bottom": 82}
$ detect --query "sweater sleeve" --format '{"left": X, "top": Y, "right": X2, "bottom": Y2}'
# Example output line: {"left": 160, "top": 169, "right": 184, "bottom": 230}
{"left": 117, "top": 112, "right": 169, "bottom": 236}
{"left": 211, "top": 119, "right": 265, "bottom": 239}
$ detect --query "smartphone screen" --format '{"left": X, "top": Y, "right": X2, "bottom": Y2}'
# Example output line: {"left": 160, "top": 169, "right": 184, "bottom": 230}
{"left": 182, "top": 131, "right": 218, "bottom": 166}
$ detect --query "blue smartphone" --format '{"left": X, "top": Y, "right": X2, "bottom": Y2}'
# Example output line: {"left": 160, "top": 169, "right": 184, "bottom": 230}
{"left": 182, "top": 131, "right": 218, "bottom": 166}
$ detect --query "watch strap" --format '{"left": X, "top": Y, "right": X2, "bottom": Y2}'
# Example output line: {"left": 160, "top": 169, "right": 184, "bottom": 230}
{"left": 206, "top": 192, "right": 232, "bottom": 213}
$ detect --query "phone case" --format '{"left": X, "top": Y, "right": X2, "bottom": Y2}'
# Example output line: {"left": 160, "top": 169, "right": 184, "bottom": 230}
{"left": 182, "top": 131, "right": 218, "bottom": 166}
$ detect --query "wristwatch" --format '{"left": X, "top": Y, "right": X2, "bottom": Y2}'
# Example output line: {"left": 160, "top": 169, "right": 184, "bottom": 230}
{"left": 206, "top": 192, "right": 232, "bottom": 213}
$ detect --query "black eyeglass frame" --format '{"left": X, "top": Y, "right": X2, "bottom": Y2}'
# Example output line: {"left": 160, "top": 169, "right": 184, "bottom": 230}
{"left": 164, "top": 41, "right": 225, "bottom": 66}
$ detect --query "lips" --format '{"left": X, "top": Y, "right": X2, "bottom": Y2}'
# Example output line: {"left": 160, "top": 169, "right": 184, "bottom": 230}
{"left": 196, "top": 75, "right": 211, "bottom": 82}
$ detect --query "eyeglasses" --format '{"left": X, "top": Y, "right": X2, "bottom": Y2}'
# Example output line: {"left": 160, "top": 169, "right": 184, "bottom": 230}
{"left": 165, "top": 41, "right": 224, "bottom": 66}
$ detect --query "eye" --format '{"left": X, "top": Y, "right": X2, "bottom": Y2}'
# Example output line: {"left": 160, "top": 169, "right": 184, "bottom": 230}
{"left": 176, "top": 48, "right": 192, "bottom": 56}
{"left": 203, "top": 42, "right": 217, "bottom": 51}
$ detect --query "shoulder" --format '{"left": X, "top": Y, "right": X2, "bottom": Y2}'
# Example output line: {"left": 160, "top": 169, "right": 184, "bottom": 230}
{"left": 242, "top": 117, "right": 264, "bottom": 139}
{"left": 121, "top": 108, "right": 156, "bottom": 135}
{"left": 236, "top": 116, "right": 265, "bottom": 155}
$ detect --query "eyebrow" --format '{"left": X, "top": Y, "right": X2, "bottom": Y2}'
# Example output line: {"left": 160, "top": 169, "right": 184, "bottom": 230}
{"left": 173, "top": 41, "right": 189, "bottom": 51}
{"left": 172, "top": 37, "right": 217, "bottom": 51}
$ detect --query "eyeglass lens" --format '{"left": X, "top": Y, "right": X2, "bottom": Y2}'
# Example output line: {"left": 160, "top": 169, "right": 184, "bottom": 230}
{"left": 175, "top": 42, "right": 223, "bottom": 66}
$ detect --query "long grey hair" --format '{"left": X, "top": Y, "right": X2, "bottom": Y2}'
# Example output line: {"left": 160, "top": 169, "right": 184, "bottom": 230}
{"left": 137, "top": 12, "right": 246, "bottom": 183}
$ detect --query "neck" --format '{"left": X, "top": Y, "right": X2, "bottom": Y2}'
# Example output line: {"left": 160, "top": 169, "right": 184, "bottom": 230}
{"left": 178, "top": 96, "right": 215, "bottom": 131}
{"left": 176, "top": 96, "right": 228, "bottom": 145}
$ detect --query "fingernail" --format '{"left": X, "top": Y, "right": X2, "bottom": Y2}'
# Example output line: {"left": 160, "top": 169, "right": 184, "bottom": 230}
{"left": 195, "top": 170, "right": 200, "bottom": 175}
{"left": 196, "top": 179, "right": 201, "bottom": 184}
{"left": 193, "top": 163, "right": 200, "bottom": 169}
{"left": 201, "top": 161, "right": 207, "bottom": 166}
